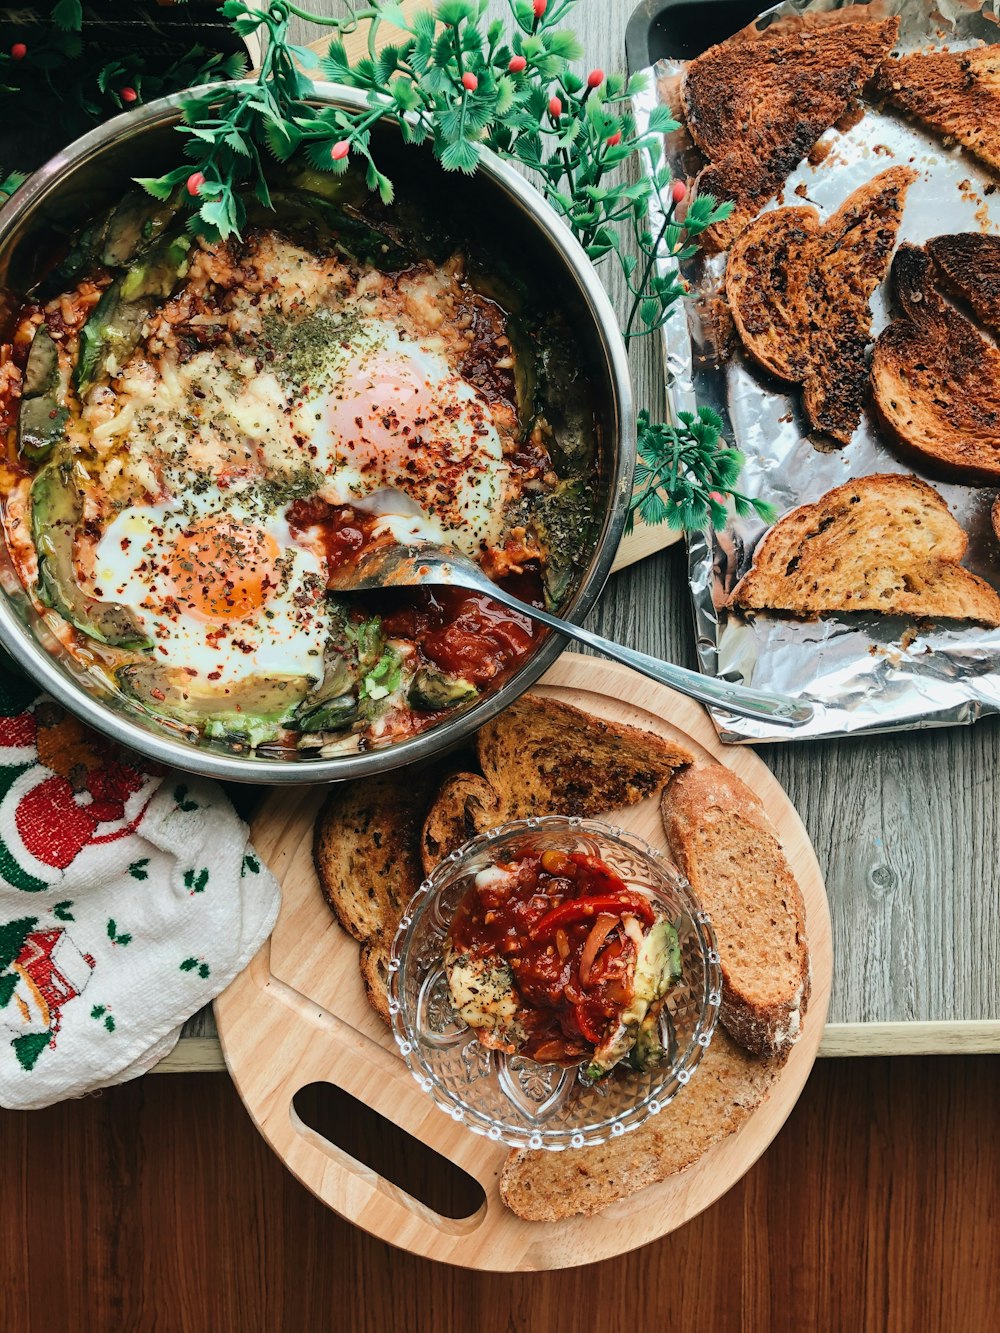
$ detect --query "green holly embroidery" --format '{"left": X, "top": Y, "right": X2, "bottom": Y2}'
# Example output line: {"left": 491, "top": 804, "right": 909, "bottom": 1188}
{"left": 52, "top": 900, "right": 74, "bottom": 921}
{"left": 183, "top": 867, "right": 209, "bottom": 894}
{"left": 0, "top": 767, "right": 48, "bottom": 892}
{"left": 127, "top": 858, "right": 150, "bottom": 881}
{"left": 242, "top": 853, "right": 260, "bottom": 876}
{"left": 0, "top": 915, "right": 37, "bottom": 974}
{"left": 90, "top": 1004, "right": 115, "bottom": 1033}
{"left": 180, "top": 957, "right": 210, "bottom": 979}
{"left": 173, "top": 784, "right": 198, "bottom": 812}
{"left": 106, "top": 919, "right": 132, "bottom": 947}
{"left": 12, "top": 1031, "right": 50, "bottom": 1071}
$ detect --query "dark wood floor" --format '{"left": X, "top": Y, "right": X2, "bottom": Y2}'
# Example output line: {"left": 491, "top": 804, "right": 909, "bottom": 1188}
{"left": 1, "top": 1057, "right": 998, "bottom": 1331}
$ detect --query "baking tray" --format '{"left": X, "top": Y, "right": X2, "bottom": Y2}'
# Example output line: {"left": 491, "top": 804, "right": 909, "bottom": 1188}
{"left": 631, "top": 0, "right": 1000, "bottom": 743}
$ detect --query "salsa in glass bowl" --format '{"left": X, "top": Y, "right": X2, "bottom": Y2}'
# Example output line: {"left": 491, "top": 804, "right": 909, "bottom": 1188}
{"left": 389, "top": 816, "right": 722, "bottom": 1151}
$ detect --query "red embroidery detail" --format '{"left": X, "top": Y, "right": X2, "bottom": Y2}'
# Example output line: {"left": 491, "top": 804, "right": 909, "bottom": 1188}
{"left": 0, "top": 712, "right": 37, "bottom": 748}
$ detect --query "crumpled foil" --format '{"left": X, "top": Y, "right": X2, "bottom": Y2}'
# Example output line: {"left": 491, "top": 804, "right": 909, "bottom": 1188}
{"left": 633, "top": 0, "right": 1000, "bottom": 742}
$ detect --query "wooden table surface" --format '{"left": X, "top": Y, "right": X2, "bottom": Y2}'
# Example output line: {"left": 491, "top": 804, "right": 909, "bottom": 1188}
{"left": 167, "top": 0, "right": 1000, "bottom": 1072}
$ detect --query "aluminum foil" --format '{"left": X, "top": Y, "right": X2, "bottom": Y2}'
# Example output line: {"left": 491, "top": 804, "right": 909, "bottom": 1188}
{"left": 633, "top": 0, "right": 1000, "bottom": 742}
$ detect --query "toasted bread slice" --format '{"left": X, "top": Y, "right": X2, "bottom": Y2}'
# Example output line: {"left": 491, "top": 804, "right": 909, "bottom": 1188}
{"left": 475, "top": 693, "right": 694, "bottom": 821}
{"left": 926, "top": 233, "right": 1000, "bottom": 337}
{"left": 314, "top": 761, "right": 457, "bottom": 1023}
{"left": 726, "top": 167, "right": 915, "bottom": 443}
{"left": 874, "top": 46, "right": 1000, "bottom": 175}
{"left": 662, "top": 765, "right": 809, "bottom": 1055}
{"left": 729, "top": 473, "right": 1000, "bottom": 625}
{"left": 420, "top": 772, "right": 499, "bottom": 877}
{"left": 499, "top": 1028, "right": 784, "bottom": 1220}
{"left": 683, "top": 16, "right": 899, "bottom": 252}
{"left": 871, "top": 244, "right": 1000, "bottom": 483}
{"left": 420, "top": 694, "right": 694, "bottom": 877}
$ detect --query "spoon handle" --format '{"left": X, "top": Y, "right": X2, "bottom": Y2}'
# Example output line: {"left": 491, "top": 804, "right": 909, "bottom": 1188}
{"left": 488, "top": 589, "right": 814, "bottom": 728}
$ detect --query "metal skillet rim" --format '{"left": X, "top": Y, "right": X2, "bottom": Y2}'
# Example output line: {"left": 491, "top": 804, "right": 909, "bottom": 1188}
{"left": 0, "top": 83, "right": 634, "bottom": 784}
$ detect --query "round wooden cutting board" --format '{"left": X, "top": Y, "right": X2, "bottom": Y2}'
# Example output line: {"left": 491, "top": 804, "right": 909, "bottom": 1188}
{"left": 215, "top": 653, "right": 832, "bottom": 1270}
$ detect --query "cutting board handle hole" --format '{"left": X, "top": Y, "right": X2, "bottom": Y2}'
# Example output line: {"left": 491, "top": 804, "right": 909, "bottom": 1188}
{"left": 292, "top": 1082, "right": 486, "bottom": 1222}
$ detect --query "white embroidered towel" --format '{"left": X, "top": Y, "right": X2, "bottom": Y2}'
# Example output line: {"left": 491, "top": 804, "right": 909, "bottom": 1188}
{"left": 0, "top": 665, "right": 279, "bottom": 1110}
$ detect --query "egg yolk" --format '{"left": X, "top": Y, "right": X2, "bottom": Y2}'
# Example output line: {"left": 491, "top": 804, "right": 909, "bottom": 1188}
{"left": 326, "top": 350, "right": 426, "bottom": 468}
{"left": 166, "top": 518, "right": 280, "bottom": 622}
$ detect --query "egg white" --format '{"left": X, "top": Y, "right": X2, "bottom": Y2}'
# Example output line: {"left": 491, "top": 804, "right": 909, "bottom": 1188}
{"left": 293, "top": 322, "right": 510, "bottom": 557}
{"left": 92, "top": 490, "right": 329, "bottom": 692}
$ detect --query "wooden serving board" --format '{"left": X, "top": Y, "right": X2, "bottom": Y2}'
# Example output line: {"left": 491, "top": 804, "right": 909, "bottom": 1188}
{"left": 214, "top": 653, "right": 832, "bottom": 1270}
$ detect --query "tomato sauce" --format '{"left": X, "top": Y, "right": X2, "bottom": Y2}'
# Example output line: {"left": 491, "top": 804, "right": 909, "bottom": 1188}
{"left": 288, "top": 496, "right": 544, "bottom": 687}
{"left": 449, "top": 848, "right": 654, "bottom": 1065}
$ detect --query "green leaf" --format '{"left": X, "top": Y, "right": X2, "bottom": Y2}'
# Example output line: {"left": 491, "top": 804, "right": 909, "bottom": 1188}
{"left": 438, "top": 0, "right": 478, "bottom": 24}
{"left": 439, "top": 136, "right": 481, "bottom": 173}
{"left": 546, "top": 30, "right": 584, "bottom": 60}
{"left": 52, "top": 0, "right": 83, "bottom": 33}
{"left": 646, "top": 105, "right": 679, "bottom": 135}
{"left": 640, "top": 297, "right": 660, "bottom": 326}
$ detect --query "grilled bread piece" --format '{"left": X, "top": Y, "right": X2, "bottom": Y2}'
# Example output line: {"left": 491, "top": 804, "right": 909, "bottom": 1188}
{"left": 682, "top": 16, "right": 899, "bottom": 252}
{"left": 729, "top": 473, "right": 1000, "bottom": 625}
{"left": 874, "top": 45, "right": 1000, "bottom": 175}
{"left": 926, "top": 232, "right": 1000, "bottom": 337}
{"left": 499, "top": 1028, "right": 784, "bottom": 1221}
{"left": 420, "top": 694, "right": 695, "bottom": 875}
{"left": 475, "top": 693, "right": 694, "bottom": 820}
{"left": 662, "top": 765, "right": 809, "bottom": 1055}
{"left": 314, "top": 761, "right": 458, "bottom": 1022}
{"left": 871, "top": 244, "right": 1000, "bottom": 482}
{"left": 420, "top": 771, "right": 498, "bottom": 877}
{"left": 726, "top": 167, "right": 915, "bottom": 443}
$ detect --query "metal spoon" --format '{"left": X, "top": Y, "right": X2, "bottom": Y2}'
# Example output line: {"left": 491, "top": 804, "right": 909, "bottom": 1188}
{"left": 326, "top": 540, "right": 814, "bottom": 727}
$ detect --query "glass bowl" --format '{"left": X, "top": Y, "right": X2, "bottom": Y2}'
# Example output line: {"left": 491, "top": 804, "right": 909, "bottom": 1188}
{"left": 388, "top": 816, "right": 722, "bottom": 1151}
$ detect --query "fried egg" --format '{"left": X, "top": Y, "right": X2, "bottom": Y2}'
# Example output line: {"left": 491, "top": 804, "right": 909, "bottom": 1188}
{"left": 91, "top": 491, "right": 328, "bottom": 691}
{"left": 99, "top": 240, "right": 514, "bottom": 563}
{"left": 293, "top": 322, "right": 510, "bottom": 556}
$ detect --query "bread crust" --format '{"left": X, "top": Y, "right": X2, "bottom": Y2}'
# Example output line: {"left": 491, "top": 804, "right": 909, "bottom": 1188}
{"left": 420, "top": 772, "right": 499, "bottom": 877}
{"left": 499, "top": 1028, "right": 785, "bottom": 1220}
{"left": 682, "top": 15, "right": 899, "bottom": 251}
{"left": 874, "top": 46, "right": 1000, "bottom": 175}
{"left": 726, "top": 167, "right": 914, "bottom": 443}
{"left": 927, "top": 233, "right": 1000, "bottom": 337}
{"left": 313, "top": 759, "right": 462, "bottom": 1017}
{"left": 662, "top": 764, "right": 810, "bottom": 1056}
{"left": 475, "top": 693, "right": 694, "bottom": 820}
{"left": 728, "top": 472, "right": 1000, "bottom": 626}
{"left": 871, "top": 244, "right": 1000, "bottom": 483}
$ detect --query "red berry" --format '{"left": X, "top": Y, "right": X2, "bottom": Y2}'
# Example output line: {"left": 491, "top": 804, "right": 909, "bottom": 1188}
{"left": 186, "top": 172, "right": 205, "bottom": 197}
{"left": 708, "top": 491, "right": 725, "bottom": 504}
{"left": 508, "top": 54, "right": 527, "bottom": 74}
{"left": 10, "top": 42, "right": 26, "bottom": 61}
{"left": 533, "top": 0, "right": 547, "bottom": 16}
{"left": 548, "top": 96, "right": 562, "bottom": 118}
{"left": 671, "top": 178, "right": 687, "bottom": 204}
{"left": 607, "top": 131, "right": 622, "bottom": 147}
{"left": 587, "top": 69, "right": 604, "bottom": 89}
{"left": 461, "top": 71, "right": 478, "bottom": 92}
{"left": 120, "top": 87, "right": 137, "bottom": 104}
{"left": 331, "top": 140, "right": 350, "bottom": 161}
